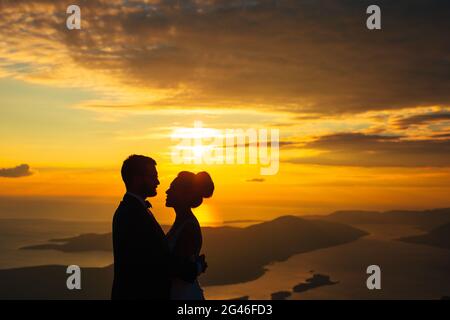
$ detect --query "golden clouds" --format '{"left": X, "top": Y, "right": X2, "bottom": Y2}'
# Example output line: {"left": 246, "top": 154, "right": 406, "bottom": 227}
{"left": 0, "top": 0, "right": 449, "bottom": 113}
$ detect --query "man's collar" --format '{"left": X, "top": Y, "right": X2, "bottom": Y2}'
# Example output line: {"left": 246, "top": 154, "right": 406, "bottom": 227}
{"left": 125, "top": 192, "right": 152, "bottom": 208}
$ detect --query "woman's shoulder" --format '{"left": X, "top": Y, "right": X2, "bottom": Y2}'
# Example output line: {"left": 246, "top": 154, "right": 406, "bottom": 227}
{"left": 182, "top": 215, "right": 200, "bottom": 233}
{"left": 176, "top": 216, "right": 201, "bottom": 243}
{"left": 190, "top": 214, "right": 201, "bottom": 226}
{"left": 170, "top": 215, "right": 200, "bottom": 237}
{"left": 173, "top": 215, "right": 202, "bottom": 256}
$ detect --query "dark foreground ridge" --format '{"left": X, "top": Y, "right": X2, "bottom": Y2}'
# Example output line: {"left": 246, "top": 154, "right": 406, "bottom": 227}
{"left": 2, "top": 216, "right": 367, "bottom": 299}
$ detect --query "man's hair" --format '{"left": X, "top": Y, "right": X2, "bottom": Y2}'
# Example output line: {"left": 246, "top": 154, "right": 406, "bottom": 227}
{"left": 121, "top": 155, "right": 156, "bottom": 188}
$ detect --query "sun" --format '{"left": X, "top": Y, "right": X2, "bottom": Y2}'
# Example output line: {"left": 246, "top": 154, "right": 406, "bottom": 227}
{"left": 191, "top": 144, "right": 211, "bottom": 160}
{"left": 171, "top": 121, "right": 223, "bottom": 164}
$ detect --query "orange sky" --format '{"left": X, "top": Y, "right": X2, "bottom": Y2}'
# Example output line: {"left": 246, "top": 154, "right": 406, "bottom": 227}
{"left": 0, "top": 0, "right": 449, "bottom": 224}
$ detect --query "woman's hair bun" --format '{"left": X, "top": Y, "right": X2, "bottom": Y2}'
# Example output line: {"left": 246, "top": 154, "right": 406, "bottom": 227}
{"left": 195, "top": 172, "right": 214, "bottom": 198}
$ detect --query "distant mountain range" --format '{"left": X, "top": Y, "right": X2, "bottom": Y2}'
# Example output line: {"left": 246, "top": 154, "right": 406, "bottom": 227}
{"left": 307, "top": 208, "right": 450, "bottom": 230}
{"left": 399, "top": 222, "right": 450, "bottom": 250}
{"left": 2, "top": 215, "right": 367, "bottom": 299}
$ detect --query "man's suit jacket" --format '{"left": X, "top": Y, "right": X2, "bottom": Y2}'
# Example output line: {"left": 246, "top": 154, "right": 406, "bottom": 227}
{"left": 111, "top": 193, "right": 198, "bottom": 300}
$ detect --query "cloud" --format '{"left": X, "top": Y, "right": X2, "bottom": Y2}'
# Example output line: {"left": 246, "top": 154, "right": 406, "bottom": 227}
{"left": 432, "top": 133, "right": 450, "bottom": 139}
{"left": 0, "top": 164, "right": 33, "bottom": 178}
{"left": 0, "top": 0, "right": 449, "bottom": 114}
{"left": 395, "top": 112, "right": 450, "bottom": 129}
{"left": 288, "top": 133, "right": 450, "bottom": 167}
{"left": 246, "top": 178, "right": 265, "bottom": 182}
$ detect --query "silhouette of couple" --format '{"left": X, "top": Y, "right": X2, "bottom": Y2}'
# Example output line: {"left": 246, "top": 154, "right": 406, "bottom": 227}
{"left": 111, "top": 155, "right": 213, "bottom": 300}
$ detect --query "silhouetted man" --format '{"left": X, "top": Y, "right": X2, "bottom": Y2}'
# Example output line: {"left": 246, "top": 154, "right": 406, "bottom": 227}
{"left": 111, "top": 155, "right": 205, "bottom": 299}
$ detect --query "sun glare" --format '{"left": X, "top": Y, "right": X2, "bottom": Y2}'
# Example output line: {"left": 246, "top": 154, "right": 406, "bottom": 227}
{"left": 192, "top": 204, "right": 219, "bottom": 226}
{"left": 171, "top": 121, "right": 223, "bottom": 164}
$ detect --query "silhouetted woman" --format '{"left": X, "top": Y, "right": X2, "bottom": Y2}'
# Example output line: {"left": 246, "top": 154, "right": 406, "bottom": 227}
{"left": 165, "top": 171, "right": 214, "bottom": 300}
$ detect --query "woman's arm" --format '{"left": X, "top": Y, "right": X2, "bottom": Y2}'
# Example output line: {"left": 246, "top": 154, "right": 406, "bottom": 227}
{"left": 169, "top": 221, "right": 203, "bottom": 282}
{"left": 174, "top": 221, "right": 201, "bottom": 258}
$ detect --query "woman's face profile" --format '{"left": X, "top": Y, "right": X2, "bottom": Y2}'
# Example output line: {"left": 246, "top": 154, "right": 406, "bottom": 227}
{"left": 165, "top": 178, "right": 190, "bottom": 208}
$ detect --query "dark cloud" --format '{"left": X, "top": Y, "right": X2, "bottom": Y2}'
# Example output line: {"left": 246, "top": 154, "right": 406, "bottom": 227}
{"left": 0, "top": 164, "right": 33, "bottom": 178}
{"left": 0, "top": 0, "right": 449, "bottom": 114}
{"left": 288, "top": 133, "right": 450, "bottom": 167}
{"left": 246, "top": 178, "right": 265, "bottom": 182}
{"left": 432, "top": 133, "right": 450, "bottom": 139}
{"left": 395, "top": 112, "right": 450, "bottom": 129}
